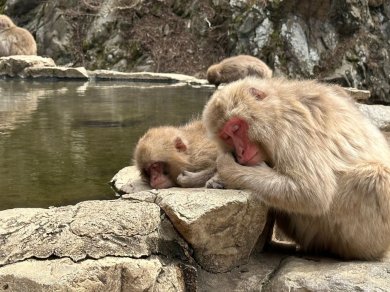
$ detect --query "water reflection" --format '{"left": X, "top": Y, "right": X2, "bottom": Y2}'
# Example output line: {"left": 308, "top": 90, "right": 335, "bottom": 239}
{"left": 0, "top": 79, "right": 213, "bottom": 210}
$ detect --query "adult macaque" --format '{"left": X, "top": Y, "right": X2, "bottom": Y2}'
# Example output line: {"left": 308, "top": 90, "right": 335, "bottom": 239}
{"left": 203, "top": 77, "right": 390, "bottom": 260}
{"left": 134, "top": 120, "right": 219, "bottom": 189}
{"left": 0, "top": 15, "right": 37, "bottom": 56}
{"left": 207, "top": 55, "right": 272, "bottom": 87}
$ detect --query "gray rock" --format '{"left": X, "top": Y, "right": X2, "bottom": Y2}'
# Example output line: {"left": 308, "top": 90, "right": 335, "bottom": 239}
{"left": 0, "top": 55, "right": 55, "bottom": 77}
{"left": 112, "top": 166, "right": 269, "bottom": 273}
{"left": 1, "top": 170, "right": 390, "bottom": 290}
{"left": 156, "top": 188, "right": 268, "bottom": 273}
{"left": 198, "top": 253, "right": 282, "bottom": 292}
{"left": 90, "top": 70, "right": 209, "bottom": 86}
{"left": 357, "top": 103, "right": 390, "bottom": 131}
{"left": 281, "top": 17, "right": 319, "bottom": 76}
{"left": 344, "top": 87, "right": 370, "bottom": 101}
{"left": 34, "top": 1, "right": 74, "bottom": 64}
{"left": 265, "top": 256, "right": 390, "bottom": 291}
{"left": 0, "top": 257, "right": 185, "bottom": 292}
{"left": 0, "top": 200, "right": 183, "bottom": 266}
{"left": 23, "top": 66, "right": 89, "bottom": 79}
{"left": 110, "top": 166, "right": 151, "bottom": 195}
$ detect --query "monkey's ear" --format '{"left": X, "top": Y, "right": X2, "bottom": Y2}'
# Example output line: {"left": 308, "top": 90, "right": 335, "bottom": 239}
{"left": 249, "top": 87, "right": 267, "bottom": 100}
{"left": 174, "top": 137, "right": 187, "bottom": 152}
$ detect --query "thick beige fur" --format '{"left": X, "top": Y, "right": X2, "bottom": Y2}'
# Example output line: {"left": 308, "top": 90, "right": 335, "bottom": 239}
{"left": 207, "top": 55, "right": 272, "bottom": 86}
{"left": 203, "top": 77, "right": 390, "bottom": 260}
{"left": 0, "top": 15, "right": 37, "bottom": 56}
{"left": 134, "top": 120, "right": 218, "bottom": 187}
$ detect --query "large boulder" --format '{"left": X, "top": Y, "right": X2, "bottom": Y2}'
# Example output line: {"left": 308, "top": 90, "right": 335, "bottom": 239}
{"left": 0, "top": 200, "right": 185, "bottom": 265}
{"left": 0, "top": 257, "right": 185, "bottom": 291}
{"left": 1, "top": 166, "right": 390, "bottom": 291}
{"left": 112, "top": 166, "right": 269, "bottom": 273}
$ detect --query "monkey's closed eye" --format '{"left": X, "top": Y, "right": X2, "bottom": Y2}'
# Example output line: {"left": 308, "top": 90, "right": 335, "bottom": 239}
{"left": 141, "top": 169, "right": 150, "bottom": 181}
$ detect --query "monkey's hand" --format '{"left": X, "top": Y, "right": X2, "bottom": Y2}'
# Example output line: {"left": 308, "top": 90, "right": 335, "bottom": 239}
{"left": 215, "top": 153, "right": 242, "bottom": 188}
{"left": 205, "top": 173, "right": 225, "bottom": 189}
{"left": 177, "top": 167, "right": 216, "bottom": 188}
{"left": 216, "top": 153, "right": 271, "bottom": 189}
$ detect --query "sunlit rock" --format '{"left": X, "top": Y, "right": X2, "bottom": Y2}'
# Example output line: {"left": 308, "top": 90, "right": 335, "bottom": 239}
{"left": 357, "top": 103, "right": 390, "bottom": 131}
{"left": 156, "top": 188, "right": 268, "bottom": 273}
{"left": 0, "top": 55, "right": 55, "bottom": 77}
{"left": 0, "top": 200, "right": 184, "bottom": 266}
{"left": 112, "top": 166, "right": 269, "bottom": 272}
{"left": 23, "top": 66, "right": 89, "bottom": 79}
{"left": 110, "top": 166, "right": 150, "bottom": 195}
{"left": 0, "top": 257, "right": 185, "bottom": 292}
{"left": 266, "top": 256, "right": 390, "bottom": 291}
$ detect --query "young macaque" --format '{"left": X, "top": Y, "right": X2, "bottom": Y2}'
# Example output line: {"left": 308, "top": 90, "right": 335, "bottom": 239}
{"left": 206, "top": 55, "right": 272, "bottom": 87}
{"left": 134, "top": 120, "right": 219, "bottom": 189}
{"left": 0, "top": 15, "right": 37, "bottom": 56}
{"left": 202, "top": 77, "right": 390, "bottom": 260}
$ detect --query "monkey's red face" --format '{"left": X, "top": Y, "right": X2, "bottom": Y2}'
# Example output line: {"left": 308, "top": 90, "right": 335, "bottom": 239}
{"left": 145, "top": 162, "right": 175, "bottom": 189}
{"left": 219, "top": 117, "right": 264, "bottom": 166}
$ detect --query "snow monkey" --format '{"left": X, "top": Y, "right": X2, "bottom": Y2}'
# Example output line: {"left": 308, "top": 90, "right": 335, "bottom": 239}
{"left": 202, "top": 77, "right": 390, "bottom": 260}
{"left": 134, "top": 120, "right": 219, "bottom": 189}
{"left": 0, "top": 15, "right": 37, "bottom": 56}
{"left": 206, "top": 55, "right": 272, "bottom": 87}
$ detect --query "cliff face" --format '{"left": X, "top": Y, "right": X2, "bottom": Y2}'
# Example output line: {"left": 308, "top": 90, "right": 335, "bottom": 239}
{"left": 3, "top": 0, "right": 390, "bottom": 103}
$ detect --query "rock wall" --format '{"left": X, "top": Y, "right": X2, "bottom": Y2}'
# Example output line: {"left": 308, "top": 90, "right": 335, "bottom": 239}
{"left": 2, "top": 0, "right": 390, "bottom": 103}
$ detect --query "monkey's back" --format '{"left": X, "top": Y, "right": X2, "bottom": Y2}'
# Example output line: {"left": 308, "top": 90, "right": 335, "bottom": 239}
{"left": 261, "top": 78, "right": 390, "bottom": 259}
{"left": 207, "top": 55, "right": 272, "bottom": 85}
{"left": 205, "top": 77, "right": 390, "bottom": 259}
{"left": 0, "top": 26, "right": 37, "bottom": 56}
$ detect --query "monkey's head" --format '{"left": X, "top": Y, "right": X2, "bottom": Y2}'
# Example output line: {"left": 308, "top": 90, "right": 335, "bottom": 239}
{"left": 134, "top": 126, "right": 191, "bottom": 189}
{"left": 203, "top": 77, "right": 277, "bottom": 166}
{"left": 0, "top": 15, "right": 15, "bottom": 30}
{"left": 206, "top": 64, "right": 221, "bottom": 87}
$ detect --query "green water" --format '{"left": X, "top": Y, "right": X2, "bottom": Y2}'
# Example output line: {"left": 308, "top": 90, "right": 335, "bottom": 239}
{"left": 0, "top": 79, "right": 213, "bottom": 210}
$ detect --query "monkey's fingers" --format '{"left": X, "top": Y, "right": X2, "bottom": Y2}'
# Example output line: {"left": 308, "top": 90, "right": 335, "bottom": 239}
{"left": 177, "top": 170, "right": 213, "bottom": 188}
{"left": 177, "top": 171, "right": 196, "bottom": 186}
{"left": 205, "top": 174, "right": 225, "bottom": 189}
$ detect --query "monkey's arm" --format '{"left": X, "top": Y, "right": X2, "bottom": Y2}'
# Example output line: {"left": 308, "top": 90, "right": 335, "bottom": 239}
{"left": 177, "top": 167, "right": 217, "bottom": 188}
{"left": 216, "top": 153, "right": 336, "bottom": 215}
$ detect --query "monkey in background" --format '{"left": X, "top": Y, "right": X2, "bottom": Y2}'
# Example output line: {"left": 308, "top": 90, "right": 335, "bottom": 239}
{"left": 202, "top": 76, "right": 390, "bottom": 260}
{"left": 207, "top": 55, "right": 272, "bottom": 87}
{"left": 134, "top": 120, "right": 220, "bottom": 189}
{"left": 0, "top": 15, "right": 37, "bottom": 57}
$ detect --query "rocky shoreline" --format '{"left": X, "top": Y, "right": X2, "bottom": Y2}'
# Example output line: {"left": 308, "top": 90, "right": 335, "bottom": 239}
{"left": 0, "top": 56, "right": 210, "bottom": 87}
{"left": 1, "top": 55, "right": 390, "bottom": 291}
{"left": 0, "top": 166, "right": 389, "bottom": 291}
